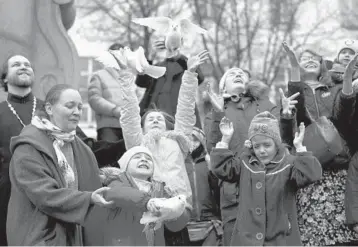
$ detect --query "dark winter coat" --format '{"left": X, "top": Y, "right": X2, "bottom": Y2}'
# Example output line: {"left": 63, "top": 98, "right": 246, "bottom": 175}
{"left": 7, "top": 125, "right": 106, "bottom": 246}
{"left": 102, "top": 171, "right": 191, "bottom": 246}
{"left": 211, "top": 145, "right": 322, "bottom": 246}
{"left": 135, "top": 54, "right": 204, "bottom": 127}
{"left": 207, "top": 80, "right": 279, "bottom": 228}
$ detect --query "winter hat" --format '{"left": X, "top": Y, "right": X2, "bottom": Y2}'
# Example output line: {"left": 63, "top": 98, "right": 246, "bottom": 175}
{"left": 336, "top": 39, "right": 358, "bottom": 58}
{"left": 219, "top": 68, "right": 249, "bottom": 96}
{"left": 118, "top": 146, "right": 154, "bottom": 173}
{"left": 248, "top": 111, "right": 281, "bottom": 144}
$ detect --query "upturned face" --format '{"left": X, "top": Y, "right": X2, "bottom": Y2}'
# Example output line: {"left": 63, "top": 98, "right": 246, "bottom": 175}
{"left": 5, "top": 55, "right": 34, "bottom": 90}
{"left": 338, "top": 48, "right": 355, "bottom": 66}
{"left": 299, "top": 51, "right": 321, "bottom": 77}
{"left": 127, "top": 152, "right": 154, "bottom": 180}
{"left": 251, "top": 135, "right": 277, "bottom": 165}
{"left": 143, "top": 111, "right": 167, "bottom": 134}
{"left": 45, "top": 89, "right": 83, "bottom": 132}
{"left": 224, "top": 69, "right": 249, "bottom": 95}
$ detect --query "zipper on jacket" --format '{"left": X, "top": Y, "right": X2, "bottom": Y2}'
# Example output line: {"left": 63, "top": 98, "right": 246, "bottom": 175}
{"left": 310, "top": 87, "right": 321, "bottom": 117}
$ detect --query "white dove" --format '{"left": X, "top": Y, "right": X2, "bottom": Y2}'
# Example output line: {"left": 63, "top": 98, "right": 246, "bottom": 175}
{"left": 140, "top": 194, "right": 187, "bottom": 231}
{"left": 96, "top": 46, "right": 166, "bottom": 79}
{"left": 132, "top": 17, "right": 207, "bottom": 58}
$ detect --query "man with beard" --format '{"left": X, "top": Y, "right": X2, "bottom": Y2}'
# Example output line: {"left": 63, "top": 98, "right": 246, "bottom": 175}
{"left": 0, "top": 55, "right": 125, "bottom": 245}
{"left": 0, "top": 55, "right": 38, "bottom": 246}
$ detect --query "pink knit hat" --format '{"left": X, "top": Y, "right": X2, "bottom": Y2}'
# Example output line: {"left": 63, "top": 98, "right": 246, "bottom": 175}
{"left": 248, "top": 111, "right": 281, "bottom": 144}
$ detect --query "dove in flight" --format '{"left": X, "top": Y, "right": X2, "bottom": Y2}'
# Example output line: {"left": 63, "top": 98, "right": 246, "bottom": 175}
{"left": 132, "top": 17, "right": 207, "bottom": 58}
{"left": 140, "top": 194, "right": 187, "bottom": 231}
{"left": 96, "top": 46, "right": 166, "bottom": 79}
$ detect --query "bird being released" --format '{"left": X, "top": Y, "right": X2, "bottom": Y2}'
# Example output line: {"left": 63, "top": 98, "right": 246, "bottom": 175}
{"left": 96, "top": 46, "right": 166, "bottom": 79}
{"left": 140, "top": 194, "right": 187, "bottom": 232}
{"left": 132, "top": 17, "right": 207, "bottom": 58}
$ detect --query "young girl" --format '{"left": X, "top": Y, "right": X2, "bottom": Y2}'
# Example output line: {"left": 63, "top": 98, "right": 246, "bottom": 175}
{"left": 100, "top": 146, "right": 191, "bottom": 246}
{"left": 210, "top": 111, "right": 322, "bottom": 246}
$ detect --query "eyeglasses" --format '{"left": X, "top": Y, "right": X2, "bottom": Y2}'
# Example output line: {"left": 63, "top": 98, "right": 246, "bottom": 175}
{"left": 300, "top": 56, "right": 321, "bottom": 62}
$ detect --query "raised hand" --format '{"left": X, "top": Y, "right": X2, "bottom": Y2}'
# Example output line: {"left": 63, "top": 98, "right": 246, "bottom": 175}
{"left": 343, "top": 53, "right": 358, "bottom": 95}
{"left": 282, "top": 41, "right": 300, "bottom": 82}
{"left": 279, "top": 88, "right": 299, "bottom": 116}
{"left": 187, "top": 50, "right": 210, "bottom": 73}
{"left": 219, "top": 117, "right": 234, "bottom": 143}
{"left": 91, "top": 187, "right": 114, "bottom": 208}
{"left": 293, "top": 122, "right": 305, "bottom": 150}
{"left": 207, "top": 82, "right": 224, "bottom": 112}
{"left": 153, "top": 39, "right": 166, "bottom": 50}
{"left": 282, "top": 41, "right": 299, "bottom": 67}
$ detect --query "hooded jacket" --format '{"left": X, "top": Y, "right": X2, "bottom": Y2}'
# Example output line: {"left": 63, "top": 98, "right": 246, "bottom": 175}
{"left": 207, "top": 80, "right": 279, "bottom": 227}
{"left": 6, "top": 125, "right": 105, "bottom": 246}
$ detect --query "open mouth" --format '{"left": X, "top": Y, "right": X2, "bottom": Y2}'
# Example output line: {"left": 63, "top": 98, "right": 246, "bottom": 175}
{"left": 138, "top": 163, "right": 149, "bottom": 169}
{"left": 305, "top": 64, "right": 318, "bottom": 68}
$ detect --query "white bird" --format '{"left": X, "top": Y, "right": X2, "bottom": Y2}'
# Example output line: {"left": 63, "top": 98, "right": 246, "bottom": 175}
{"left": 132, "top": 17, "right": 207, "bottom": 58}
{"left": 140, "top": 194, "right": 187, "bottom": 231}
{"left": 96, "top": 46, "right": 166, "bottom": 79}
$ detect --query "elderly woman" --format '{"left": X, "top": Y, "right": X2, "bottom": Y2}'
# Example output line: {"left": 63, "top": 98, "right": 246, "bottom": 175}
{"left": 283, "top": 42, "right": 358, "bottom": 246}
{"left": 6, "top": 84, "right": 112, "bottom": 246}
{"left": 205, "top": 67, "right": 279, "bottom": 246}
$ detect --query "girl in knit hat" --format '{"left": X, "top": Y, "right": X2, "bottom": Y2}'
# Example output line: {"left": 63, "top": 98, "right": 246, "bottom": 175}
{"left": 100, "top": 146, "right": 191, "bottom": 246}
{"left": 210, "top": 110, "right": 322, "bottom": 246}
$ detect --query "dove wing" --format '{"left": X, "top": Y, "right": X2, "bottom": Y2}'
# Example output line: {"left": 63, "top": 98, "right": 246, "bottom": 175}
{"left": 95, "top": 51, "right": 121, "bottom": 70}
{"left": 179, "top": 18, "right": 207, "bottom": 36}
{"left": 136, "top": 46, "right": 166, "bottom": 78}
{"left": 132, "top": 17, "right": 172, "bottom": 34}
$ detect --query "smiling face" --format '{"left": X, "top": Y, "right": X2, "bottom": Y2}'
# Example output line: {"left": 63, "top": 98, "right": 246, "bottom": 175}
{"left": 126, "top": 152, "right": 154, "bottom": 180}
{"left": 299, "top": 51, "right": 321, "bottom": 77}
{"left": 224, "top": 69, "right": 249, "bottom": 95}
{"left": 5, "top": 55, "right": 34, "bottom": 90}
{"left": 143, "top": 111, "right": 167, "bottom": 134}
{"left": 45, "top": 89, "right": 83, "bottom": 132}
{"left": 338, "top": 48, "right": 355, "bottom": 66}
{"left": 251, "top": 135, "right": 277, "bottom": 165}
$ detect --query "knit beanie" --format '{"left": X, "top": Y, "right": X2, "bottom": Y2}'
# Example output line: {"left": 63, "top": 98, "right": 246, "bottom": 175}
{"left": 118, "top": 146, "right": 154, "bottom": 173}
{"left": 336, "top": 39, "right": 358, "bottom": 59}
{"left": 219, "top": 68, "right": 249, "bottom": 96}
{"left": 248, "top": 111, "right": 281, "bottom": 144}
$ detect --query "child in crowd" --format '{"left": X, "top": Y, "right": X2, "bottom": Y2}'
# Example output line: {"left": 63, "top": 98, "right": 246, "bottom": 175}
{"left": 329, "top": 39, "right": 358, "bottom": 85}
{"left": 100, "top": 146, "right": 191, "bottom": 246}
{"left": 210, "top": 111, "right": 322, "bottom": 246}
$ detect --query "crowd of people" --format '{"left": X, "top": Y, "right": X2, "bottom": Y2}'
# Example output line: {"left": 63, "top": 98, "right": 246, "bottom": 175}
{"left": 1, "top": 35, "right": 358, "bottom": 246}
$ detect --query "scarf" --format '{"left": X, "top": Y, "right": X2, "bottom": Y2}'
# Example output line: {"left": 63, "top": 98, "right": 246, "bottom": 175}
{"left": 31, "top": 116, "right": 76, "bottom": 188}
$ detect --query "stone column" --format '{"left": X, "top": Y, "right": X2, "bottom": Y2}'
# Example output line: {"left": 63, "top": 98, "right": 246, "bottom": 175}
{"left": 0, "top": 0, "right": 80, "bottom": 101}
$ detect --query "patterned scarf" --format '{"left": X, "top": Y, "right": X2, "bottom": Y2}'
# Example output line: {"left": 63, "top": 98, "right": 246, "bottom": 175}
{"left": 31, "top": 116, "right": 76, "bottom": 188}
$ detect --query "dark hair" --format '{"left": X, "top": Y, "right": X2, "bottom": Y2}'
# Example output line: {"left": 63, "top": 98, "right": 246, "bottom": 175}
{"left": 299, "top": 49, "right": 332, "bottom": 85}
{"left": 108, "top": 43, "right": 124, "bottom": 51}
{"left": 1, "top": 54, "right": 32, "bottom": 92}
{"left": 36, "top": 84, "right": 75, "bottom": 119}
{"left": 140, "top": 105, "right": 175, "bottom": 131}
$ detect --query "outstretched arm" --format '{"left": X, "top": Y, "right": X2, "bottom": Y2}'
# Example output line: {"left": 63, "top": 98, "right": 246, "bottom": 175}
{"left": 175, "top": 50, "right": 210, "bottom": 136}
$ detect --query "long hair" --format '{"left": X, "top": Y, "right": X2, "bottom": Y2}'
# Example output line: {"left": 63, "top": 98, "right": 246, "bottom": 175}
{"left": 36, "top": 84, "right": 75, "bottom": 119}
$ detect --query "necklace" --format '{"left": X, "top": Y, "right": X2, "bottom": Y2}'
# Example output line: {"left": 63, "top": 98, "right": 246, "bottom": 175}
{"left": 6, "top": 96, "right": 37, "bottom": 127}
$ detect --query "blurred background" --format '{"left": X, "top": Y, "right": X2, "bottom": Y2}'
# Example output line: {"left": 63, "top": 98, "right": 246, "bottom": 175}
{"left": 1, "top": 0, "right": 357, "bottom": 137}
